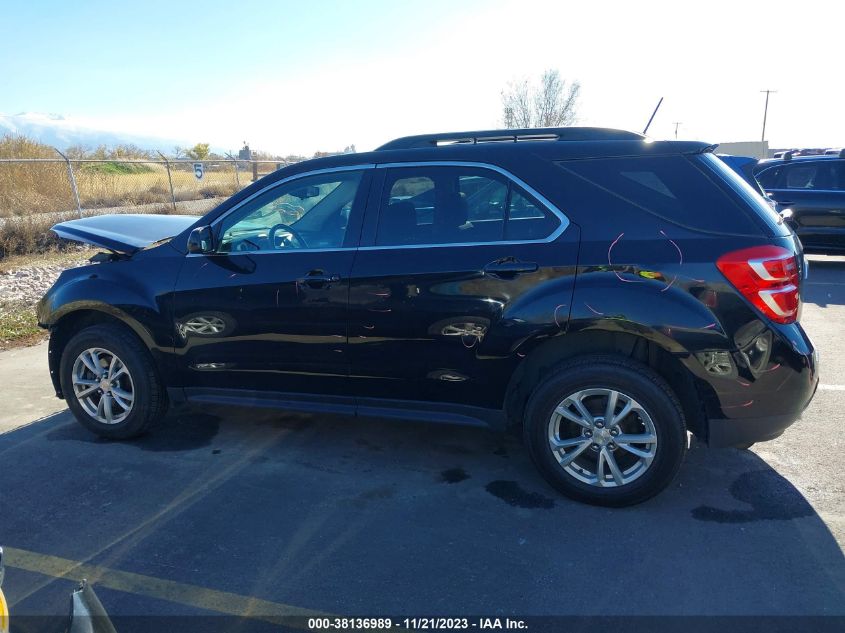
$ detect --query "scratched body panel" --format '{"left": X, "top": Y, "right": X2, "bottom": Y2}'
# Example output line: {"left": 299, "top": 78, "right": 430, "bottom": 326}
{"left": 347, "top": 231, "right": 580, "bottom": 410}
{"left": 556, "top": 151, "right": 816, "bottom": 427}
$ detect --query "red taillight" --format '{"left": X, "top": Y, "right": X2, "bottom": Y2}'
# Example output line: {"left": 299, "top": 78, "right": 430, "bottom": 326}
{"left": 716, "top": 245, "right": 800, "bottom": 324}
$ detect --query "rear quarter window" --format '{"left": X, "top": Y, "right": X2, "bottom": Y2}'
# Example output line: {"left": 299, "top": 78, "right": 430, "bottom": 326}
{"left": 558, "top": 154, "right": 768, "bottom": 236}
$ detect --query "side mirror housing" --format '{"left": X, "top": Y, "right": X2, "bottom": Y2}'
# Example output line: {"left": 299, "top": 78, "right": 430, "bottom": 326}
{"left": 187, "top": 226, "right": 214, "bottom": 254}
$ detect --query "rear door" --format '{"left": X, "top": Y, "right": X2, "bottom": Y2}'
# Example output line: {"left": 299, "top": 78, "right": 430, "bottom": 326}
{"left": 760, "top": 160, "right": 845, "bottom": 251}
{"left": 347, "top": 162, "right": 579, "bottom": 414}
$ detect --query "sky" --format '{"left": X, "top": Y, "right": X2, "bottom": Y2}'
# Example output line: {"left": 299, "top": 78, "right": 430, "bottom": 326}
{"left": 1, "top": 0, "right": 843, "bottom": 155}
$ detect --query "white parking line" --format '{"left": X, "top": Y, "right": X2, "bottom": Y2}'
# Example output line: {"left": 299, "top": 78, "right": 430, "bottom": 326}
{"left": 819, "top": 384, "right": 845, "bottom": 391}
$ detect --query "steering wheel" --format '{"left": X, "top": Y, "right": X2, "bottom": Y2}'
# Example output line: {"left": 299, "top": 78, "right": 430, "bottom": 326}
{"left": 268, "top": 223, "right": 308, "bottom": 249}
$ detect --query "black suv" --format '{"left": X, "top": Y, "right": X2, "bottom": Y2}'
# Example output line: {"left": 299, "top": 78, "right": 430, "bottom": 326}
{"left": 38, "top": 127, "right": 818, "bottom": 506}
{"left": 754, "top": 152, "right": 845, "bottom": 254}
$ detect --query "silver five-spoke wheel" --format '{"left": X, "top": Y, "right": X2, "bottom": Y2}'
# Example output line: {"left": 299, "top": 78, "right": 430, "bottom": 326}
{"left": 71, "top": 347, "right": 134, "bottom": 424}
{"left": 548, "top": 388, "right": 657, "bottom": 487}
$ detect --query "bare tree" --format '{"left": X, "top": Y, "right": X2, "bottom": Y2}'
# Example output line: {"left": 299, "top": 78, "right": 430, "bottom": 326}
{"left": 501, "top": 69, "right": 580, "bottom": 128}
{"left": 502, "top": 78, "right": 533, "bottom": 128}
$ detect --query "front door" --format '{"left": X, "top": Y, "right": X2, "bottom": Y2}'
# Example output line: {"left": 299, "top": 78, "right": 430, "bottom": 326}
{"left": 172, "top": 167, "right": 371, "bottom": 397}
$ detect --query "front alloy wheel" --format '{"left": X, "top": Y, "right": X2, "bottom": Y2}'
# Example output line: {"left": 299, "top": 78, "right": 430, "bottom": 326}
{"left": 71, "top": 347, "right": 135, "bottom": 424}
{"left": 60, "top": 323, "right": 167, "bottom": 439}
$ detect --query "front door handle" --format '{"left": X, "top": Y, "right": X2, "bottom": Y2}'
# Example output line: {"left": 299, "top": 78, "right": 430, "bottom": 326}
{"left": 484, "top": 259, "right": 538, "bottom": 277}
{"left": 297, "top": 271, "right": 341, "bottom": 288}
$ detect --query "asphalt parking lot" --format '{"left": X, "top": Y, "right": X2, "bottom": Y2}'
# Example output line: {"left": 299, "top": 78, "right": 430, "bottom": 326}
{"left": 0, "top": 257, "right": 843, "bottom": 631}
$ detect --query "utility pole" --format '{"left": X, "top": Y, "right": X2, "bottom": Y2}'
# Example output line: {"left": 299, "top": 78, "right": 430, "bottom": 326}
{"left": 760, "top": 90, "right": 777, "bottom": 142}
{"left": 672, "top": 122, "right": 682, "bottom": 140}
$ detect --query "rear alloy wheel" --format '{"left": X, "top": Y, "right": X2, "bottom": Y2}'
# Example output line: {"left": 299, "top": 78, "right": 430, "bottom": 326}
{"left": 60, "top": 324, "right": 167, "bottom": 439}
{"left": 549, "top": 388, "right": 657, "bottom": 488}
{"left": 524, "top": 356, "right": 687, "bottom": 506}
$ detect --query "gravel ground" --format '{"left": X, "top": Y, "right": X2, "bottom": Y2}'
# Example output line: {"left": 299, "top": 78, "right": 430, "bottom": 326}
{"left": 0, "top": 249, "right": 94, "bottom": 348}
{"left": 0, "top": 256, "right": 91, "bottom": 305}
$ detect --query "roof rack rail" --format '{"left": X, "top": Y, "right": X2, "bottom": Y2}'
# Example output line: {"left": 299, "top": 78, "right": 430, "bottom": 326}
{"left": 376, "top": 127, "right": 645, "bottom": 151}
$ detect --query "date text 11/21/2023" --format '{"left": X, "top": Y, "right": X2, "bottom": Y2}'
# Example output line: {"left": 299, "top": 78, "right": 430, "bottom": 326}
{"left": 307, "top": 617, "right": 528, "bottom": 630}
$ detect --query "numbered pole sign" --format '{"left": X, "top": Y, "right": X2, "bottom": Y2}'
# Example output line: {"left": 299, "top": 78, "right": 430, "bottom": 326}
{"left": 193, "top": 163, "right": 204, "bottom": 180}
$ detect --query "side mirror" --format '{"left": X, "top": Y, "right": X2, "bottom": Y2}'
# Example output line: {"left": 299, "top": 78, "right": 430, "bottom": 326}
{"left": 187, "top": 226, "right": 214, "bottom": 254}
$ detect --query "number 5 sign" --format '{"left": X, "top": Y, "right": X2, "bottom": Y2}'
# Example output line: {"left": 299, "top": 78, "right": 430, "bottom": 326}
{"left": 193, "top": 163, "right": 204, "bottom": 180}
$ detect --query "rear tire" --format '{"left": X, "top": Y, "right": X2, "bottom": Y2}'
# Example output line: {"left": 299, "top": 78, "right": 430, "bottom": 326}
{"left": 524, "top": 355, "right": 687, "bottom": 507}
{"left": 59, "top": 323, "right": 167, "bottom": 439}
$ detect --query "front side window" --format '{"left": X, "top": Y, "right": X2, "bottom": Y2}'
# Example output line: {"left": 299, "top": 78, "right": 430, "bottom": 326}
{"left": 218, "top": 170, "right": 364, "bottom": 252}
{"left": 376, "top": 166, "right": 558, "bottom": 246}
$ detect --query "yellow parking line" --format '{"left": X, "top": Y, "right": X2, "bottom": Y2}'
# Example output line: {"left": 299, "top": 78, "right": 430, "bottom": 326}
{"left": 4, "top": 546, "right": 328, "bottom": 626}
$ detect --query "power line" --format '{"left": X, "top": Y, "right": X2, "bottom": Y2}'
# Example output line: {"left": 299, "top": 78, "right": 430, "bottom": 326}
{"left": 760, "top": 90, "right": 777, "bottom": 142}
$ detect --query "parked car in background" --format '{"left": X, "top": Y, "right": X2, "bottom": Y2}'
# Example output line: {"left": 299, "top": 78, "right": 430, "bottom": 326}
{"left": 754, "top": 151, "right": 845, "bottom": 254}
{"left": 38, "top": 127, "right": 818, "bottom": 506}
{"left": 717, "top": 154, "right": 770, "bottom": 198}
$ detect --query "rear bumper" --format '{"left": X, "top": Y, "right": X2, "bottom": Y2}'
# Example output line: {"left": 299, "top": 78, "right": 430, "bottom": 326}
{"left": 707, "top": 347, "right": 819, "bottom": 448}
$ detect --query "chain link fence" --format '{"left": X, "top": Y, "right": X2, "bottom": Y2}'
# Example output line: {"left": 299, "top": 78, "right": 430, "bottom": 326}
{"left": 0, "top": 156, "right": 298, "bottom": 219}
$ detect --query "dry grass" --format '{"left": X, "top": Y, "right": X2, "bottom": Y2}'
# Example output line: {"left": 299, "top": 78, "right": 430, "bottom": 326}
{"left": 0, "top": 213, "right": 70, "bottom": 259}
{"left": 0, "top": 136, "right": 74, "bottom": 216}
{"left": 0, "top": 200, "right": 203, "bottom": 261}
{"left": 0, "top": 245, "right": 97, "bottom": 274}
{"left": 1, "top": 135, "right": 242, "bottom": 217}
{"left": 74, "top": 164, "right": 239, "bottom": 210}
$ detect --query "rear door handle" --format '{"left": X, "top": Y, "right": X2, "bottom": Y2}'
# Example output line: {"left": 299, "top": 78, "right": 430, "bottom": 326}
{"left": 484, "top": 260, "right": 538, "bottom": 276}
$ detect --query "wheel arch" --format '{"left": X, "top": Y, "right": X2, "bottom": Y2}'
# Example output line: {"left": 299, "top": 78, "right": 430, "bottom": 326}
{"left": 504, "top": 330, "right": 709, "bottom": 439}
{"left": 47, "top": 307, "right": 156, "bottom": 399}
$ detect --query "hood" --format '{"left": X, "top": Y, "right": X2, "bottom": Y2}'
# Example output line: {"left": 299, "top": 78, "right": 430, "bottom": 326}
{"left": 51, "top": 214, "right": 198, "bottom": 254}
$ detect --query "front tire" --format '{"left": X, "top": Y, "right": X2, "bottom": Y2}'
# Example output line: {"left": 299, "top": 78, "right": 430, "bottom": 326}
{"left": 59, "top": 323, "right": 167, "bottom": 439}
{"left": 524, "top": 356, "right": 687, "bottom": 507}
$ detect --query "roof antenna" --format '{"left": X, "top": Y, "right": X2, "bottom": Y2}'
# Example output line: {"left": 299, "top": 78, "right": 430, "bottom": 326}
{"left": 642, "top": 97, "right": 664, "bottom": 135}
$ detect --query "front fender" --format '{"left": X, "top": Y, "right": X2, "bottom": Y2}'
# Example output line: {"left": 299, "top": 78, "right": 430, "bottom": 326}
{"left": 38, "top": 256, "right": 182, "bottom": 397}
{"left": 39, "top": 259, "right": 178, "bottom": 350}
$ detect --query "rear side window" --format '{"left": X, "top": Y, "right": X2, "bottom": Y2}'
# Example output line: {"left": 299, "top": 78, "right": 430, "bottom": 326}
{"left": 376, "top": 166, "right": 559, "bottom": 246}
{"left": 559, "top": 154, "right": 764, "bottom": 235}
